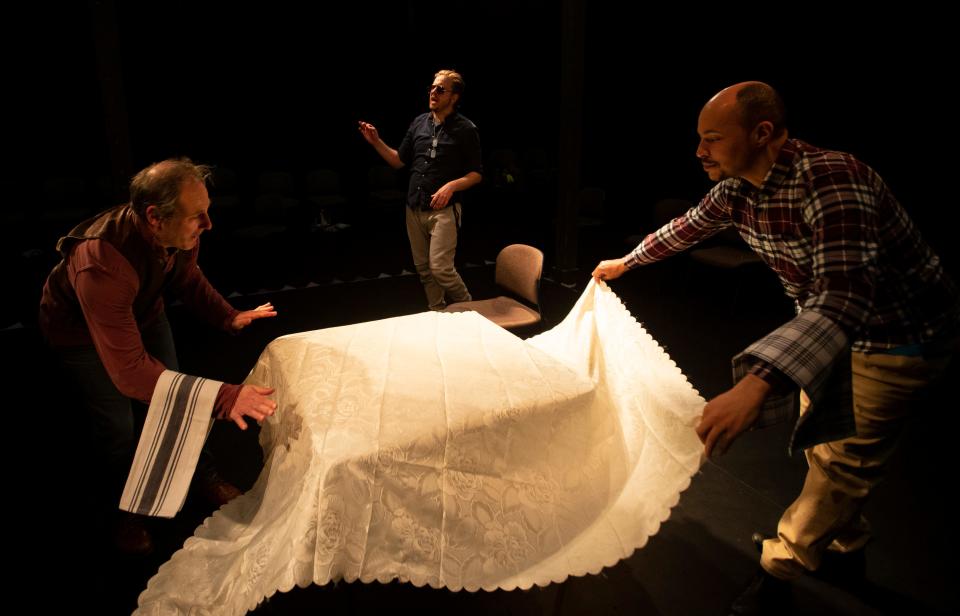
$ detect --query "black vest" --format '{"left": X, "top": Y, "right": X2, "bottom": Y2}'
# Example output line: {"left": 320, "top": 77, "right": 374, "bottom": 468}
{"left": 46, "top": 204, "right": 191, "bottom": 326}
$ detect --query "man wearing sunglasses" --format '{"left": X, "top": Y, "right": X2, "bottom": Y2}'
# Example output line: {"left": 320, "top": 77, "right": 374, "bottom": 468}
{"left": 359, "top": 69, "right": 482, "bottom": 310}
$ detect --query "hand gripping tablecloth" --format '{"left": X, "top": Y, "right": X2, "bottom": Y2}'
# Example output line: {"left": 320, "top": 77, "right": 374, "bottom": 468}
{"left": 136, "top": 281, "right": 705, "bottom": 614}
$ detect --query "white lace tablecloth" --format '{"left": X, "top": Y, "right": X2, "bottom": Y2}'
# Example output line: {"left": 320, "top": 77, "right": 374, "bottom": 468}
{"left": 136, "top": 281, "right": 705, "bottom": 614}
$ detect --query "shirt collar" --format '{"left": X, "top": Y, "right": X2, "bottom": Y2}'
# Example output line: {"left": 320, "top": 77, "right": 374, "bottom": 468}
{"left": 756, "top": 138, "right": 799, "bottom": 197}
{"left": 728, "top": 138, "right": 799, "bottom": 200}
{"left": 430, "top": 111, "right": 458, "bottom": 128}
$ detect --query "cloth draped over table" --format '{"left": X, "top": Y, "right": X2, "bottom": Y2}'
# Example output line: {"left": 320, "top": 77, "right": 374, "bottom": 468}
{"left": 120, "top": 371, "right": 220, "bottom": 518}
{"left": 136, "top": 281, "right": 705, "bottom": 614}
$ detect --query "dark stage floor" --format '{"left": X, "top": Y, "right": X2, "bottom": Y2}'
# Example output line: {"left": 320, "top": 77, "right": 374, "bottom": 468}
{"left": 8, "top": 223, "right": 956, "bottom": 615}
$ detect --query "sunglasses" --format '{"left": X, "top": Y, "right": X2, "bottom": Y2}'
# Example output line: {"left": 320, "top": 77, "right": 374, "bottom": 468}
{"left": 429, "top": 85, "right": 450, "bottom": 95}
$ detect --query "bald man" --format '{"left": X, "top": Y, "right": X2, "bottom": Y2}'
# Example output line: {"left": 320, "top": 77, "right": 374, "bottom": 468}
{"left": 40, "top": 158, "right": 278, "bottom": 555}
{"left": 594, "top": 83, "right": 959, "bottom": 612}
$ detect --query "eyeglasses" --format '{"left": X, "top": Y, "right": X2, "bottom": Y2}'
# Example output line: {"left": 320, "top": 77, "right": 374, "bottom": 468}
{"left": 429, "top": 85, "right": 449, "bottom": 95}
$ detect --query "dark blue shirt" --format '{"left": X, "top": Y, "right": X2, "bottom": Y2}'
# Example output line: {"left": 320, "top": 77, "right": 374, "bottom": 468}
{"left": 398, "top": 111, "right": 482, "bottom": 210}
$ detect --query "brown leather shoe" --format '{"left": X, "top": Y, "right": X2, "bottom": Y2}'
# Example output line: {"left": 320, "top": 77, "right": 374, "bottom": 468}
{"left": 113, "top": 512, "right": 153, "bottom": 556}
{"left": 198, "top": 475, "right": 243, "bottom": 507}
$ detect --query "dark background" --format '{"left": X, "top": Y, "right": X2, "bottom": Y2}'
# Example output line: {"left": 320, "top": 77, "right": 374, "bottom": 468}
{"left": 3, "top": 3, "right": 958, "bottom": 614}
{"left": 7, "top": 2, "right": 957, "bottom": 309}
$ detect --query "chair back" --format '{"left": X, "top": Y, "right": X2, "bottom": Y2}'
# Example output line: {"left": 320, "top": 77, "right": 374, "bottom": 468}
{"left": 495, "top": 244, "right": 543, "bottom": 306}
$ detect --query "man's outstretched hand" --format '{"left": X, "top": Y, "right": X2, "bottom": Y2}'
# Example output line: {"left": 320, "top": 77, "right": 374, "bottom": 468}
{"left": 696, "top": 374, "right": 771, "bottom": 457}
{"left": 231, "top": 303, "right": 277, "bottom": 331}
{"left": 227, "top": 384, "right": 277, "bottom": 430}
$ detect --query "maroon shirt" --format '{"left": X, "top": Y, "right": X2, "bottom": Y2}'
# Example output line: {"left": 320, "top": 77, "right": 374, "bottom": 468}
{"left": 39, "top": 206, "right": 241, "bottom": 416}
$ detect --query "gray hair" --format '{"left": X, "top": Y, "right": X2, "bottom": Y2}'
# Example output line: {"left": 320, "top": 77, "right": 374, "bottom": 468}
{"left": 130, "top": 158, "right": 211, "bottom": 219}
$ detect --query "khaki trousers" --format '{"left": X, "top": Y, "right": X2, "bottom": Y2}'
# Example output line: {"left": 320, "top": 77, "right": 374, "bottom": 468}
{"left": 761, "top": 350, "right": 953, "bottom": 579}
{"left": 405, "top": 205, "right": 471, "bottom": 310}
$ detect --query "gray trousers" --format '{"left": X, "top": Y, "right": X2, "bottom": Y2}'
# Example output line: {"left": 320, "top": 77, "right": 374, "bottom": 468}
{"left": 405, "top": 204, "right": 471, "bottom": 309}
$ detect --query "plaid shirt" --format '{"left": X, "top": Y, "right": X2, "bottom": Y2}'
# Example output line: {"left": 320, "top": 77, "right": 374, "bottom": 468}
{"left": 625, "top": 139, "right": 960, "bottom": 450}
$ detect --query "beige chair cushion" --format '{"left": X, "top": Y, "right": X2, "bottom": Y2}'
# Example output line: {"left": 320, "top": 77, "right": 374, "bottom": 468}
{"left": 444, "top": 296, "right": 541, "bottom": 329}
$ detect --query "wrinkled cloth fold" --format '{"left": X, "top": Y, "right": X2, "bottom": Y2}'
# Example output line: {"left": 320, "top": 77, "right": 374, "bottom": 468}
{"left": 136, "top": 282, "right": 704, "bottom": 614}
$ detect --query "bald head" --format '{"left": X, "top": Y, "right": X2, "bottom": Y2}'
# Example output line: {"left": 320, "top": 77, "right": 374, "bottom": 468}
{"left": 705, "top": 81, "right": 786, "bottom": 137}
{"left": 696, "top": 82, "right": 788, "bottom": 186}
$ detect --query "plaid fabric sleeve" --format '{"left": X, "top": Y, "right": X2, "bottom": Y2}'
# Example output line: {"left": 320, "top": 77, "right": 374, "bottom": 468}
{"left": 747, "top": 360, "right": 794, "bottom": 394}
{"left": 624, "top": 183, "right": 732, "bottom": 268}
{"left": 733, "top": 310, "right": 855, "bottom": 450}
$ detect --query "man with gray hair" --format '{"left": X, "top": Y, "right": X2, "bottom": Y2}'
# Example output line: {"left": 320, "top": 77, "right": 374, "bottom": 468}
{"left": 359, "top": 69, "right": 482, "bottom": 310}
{"left": 40, "top": 158, "right": 279, "bottom": 555}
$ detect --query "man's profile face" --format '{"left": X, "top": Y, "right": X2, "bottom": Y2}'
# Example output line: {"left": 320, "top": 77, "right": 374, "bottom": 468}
{"left": 695, "top": 103, "right": 756, "bottom": 182}
{"left": 153, "top": 180, "right": 212, "bottom": 251}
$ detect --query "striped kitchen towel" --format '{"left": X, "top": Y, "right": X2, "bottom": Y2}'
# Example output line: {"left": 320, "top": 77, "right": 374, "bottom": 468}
{"left": 120, "top": 370, "right": 220, "bottom": 518}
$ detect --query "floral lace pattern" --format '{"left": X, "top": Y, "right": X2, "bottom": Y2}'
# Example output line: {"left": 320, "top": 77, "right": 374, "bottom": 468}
{"left": 136, "top": 281, "right": 704, "bottom": 614}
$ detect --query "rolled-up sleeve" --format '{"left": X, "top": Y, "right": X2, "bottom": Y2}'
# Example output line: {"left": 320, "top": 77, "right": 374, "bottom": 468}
{"left": 733, "top": 310, "right": 855, "bottom": 451}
